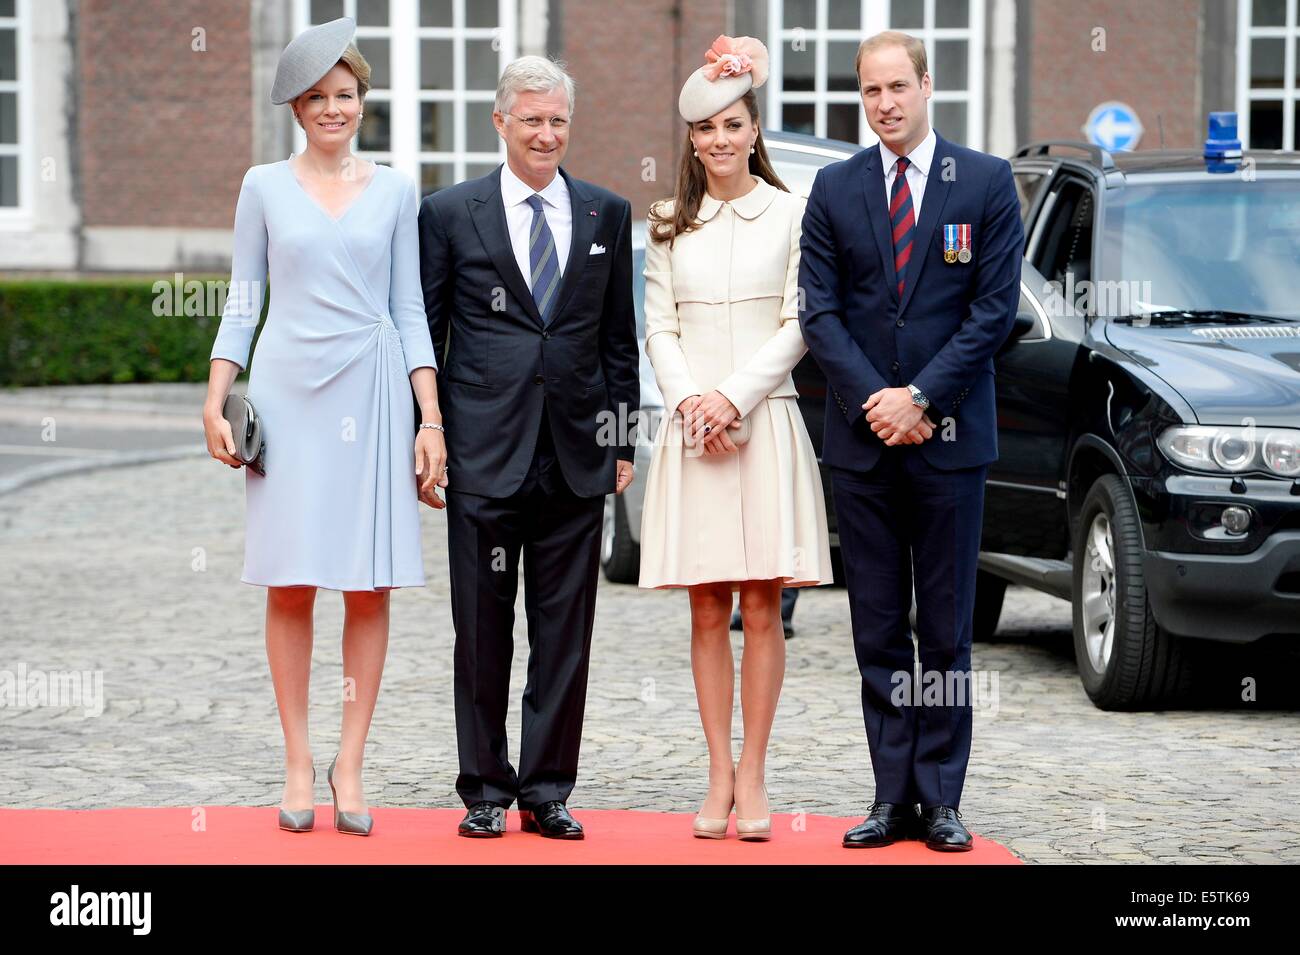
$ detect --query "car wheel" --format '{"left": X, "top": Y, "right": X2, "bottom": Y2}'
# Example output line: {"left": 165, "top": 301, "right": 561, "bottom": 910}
{"left": 600, "top": 493, "right": 640, "bottom": 583}
{"left": 972, "top": 571, "right": 1007, "bottom": 641}
{"left": 1072, "top": 474, "right": 1195, "bottom": 709}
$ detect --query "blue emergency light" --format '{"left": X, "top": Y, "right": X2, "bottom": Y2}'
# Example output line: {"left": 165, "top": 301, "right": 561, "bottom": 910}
{"left": 1204, "top": 112, "right": 1242, "bottom": 160}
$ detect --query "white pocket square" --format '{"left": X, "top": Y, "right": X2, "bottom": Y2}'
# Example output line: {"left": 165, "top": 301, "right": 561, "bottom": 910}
{"left": 589, "top": 243, "right": 606, "bottom": 255}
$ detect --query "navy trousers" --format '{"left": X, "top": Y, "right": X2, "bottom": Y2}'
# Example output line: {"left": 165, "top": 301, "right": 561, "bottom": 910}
{"left": 830, "top": 446, "right": 987, "bottom": 810}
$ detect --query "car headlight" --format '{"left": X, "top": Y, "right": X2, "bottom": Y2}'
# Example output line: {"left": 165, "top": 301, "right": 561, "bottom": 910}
{"left": 1159, "top": 425, "right": 1300, "bottom": 477}
{"left": 1210, "top": 431, "right": 1253, "bottom": 471}
{"left": 1262, "top": 431, "right": 1300, "bottom": 476}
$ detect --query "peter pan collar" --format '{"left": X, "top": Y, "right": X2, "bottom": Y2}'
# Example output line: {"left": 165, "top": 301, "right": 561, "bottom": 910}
{"left": 697, "top": 175, "right": 778, "bottom": 222}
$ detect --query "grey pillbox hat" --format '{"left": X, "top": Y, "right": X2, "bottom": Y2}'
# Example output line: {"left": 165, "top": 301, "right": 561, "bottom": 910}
{"left": 270, "top": 16, "right": 356, "bottom": 105}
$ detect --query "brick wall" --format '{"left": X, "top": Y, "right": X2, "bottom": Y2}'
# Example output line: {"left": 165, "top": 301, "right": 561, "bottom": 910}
{"left": 1027, "top": 0, "right": 1204, "bottom": 151}
{"left": 78, "top": 0, "right": 253, "bottom": 228}
{"left": 557, "top": 0, "right": 728, "bottom": 219}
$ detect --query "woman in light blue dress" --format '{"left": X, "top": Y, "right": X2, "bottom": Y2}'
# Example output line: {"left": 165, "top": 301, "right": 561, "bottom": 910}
{"left": 202, "top": 19, "right": 446, "bottom": 836}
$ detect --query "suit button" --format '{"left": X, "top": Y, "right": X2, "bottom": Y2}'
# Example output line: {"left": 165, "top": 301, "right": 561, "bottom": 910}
{"left": 891, "top": 361, "right": 900, "bottom": 373}
{"left": 896, "top": 319, "right": 905, "bottom": 327}
{"left": 542, "top": 331, "right": 550, "bottom": 340}
{"left": 533, "top": 375, "right": 544, "bottom": 384}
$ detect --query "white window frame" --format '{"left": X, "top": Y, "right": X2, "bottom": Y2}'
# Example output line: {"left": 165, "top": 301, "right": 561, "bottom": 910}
{"left": 0, "top": 0, "right": 33, "bottom": 223}
{"left": 1237, "top": 0, "right": 1298, "bottom": 149}
{"left": 293, "top": 0, "right": 515, "bottom": 188}
{"left": 765, "top": 0, "right": 984, "bottom": 151}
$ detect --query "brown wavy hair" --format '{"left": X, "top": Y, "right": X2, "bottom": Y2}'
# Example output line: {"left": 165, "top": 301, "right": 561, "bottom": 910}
{"left": 648, "top": 90, "right": 788, "bottom": 246}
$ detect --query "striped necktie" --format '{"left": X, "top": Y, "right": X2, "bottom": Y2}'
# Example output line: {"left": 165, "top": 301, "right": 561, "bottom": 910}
{"left": 890, "top": 155, "right": 915, "bottom": 299}
{"left": 525, "top": 194, "right": 561, "bottom": 324}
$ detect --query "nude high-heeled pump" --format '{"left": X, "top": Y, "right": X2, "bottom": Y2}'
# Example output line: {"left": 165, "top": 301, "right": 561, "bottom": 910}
{"left": 278, "top": 765, "right": 316, "bottom": 832}
{"left": 692, "top": 796, "right": 734, "bottom": 839}
{"left": 327, "top": 753, "right": 374, "bottom": 836}
{"left": 735, "top": 783, "right": 771, "bottom": 842}
{"left": 693, "top": 763, "right": 736, "bottom": 839}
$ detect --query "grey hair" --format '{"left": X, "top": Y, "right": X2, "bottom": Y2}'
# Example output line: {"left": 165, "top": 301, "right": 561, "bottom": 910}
{"left": 494, "top": 55, "right": 576, "bottom": 116}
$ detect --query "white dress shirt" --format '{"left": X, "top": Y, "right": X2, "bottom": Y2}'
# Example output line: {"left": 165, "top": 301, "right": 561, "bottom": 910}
{"left": 880, "top": 126, "right": 937, "bottom": 222}
{"left": 499, "top": 160, "right": 571, "bottom": 290}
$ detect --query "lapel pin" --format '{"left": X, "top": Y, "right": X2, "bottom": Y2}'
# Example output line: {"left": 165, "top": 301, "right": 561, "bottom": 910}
{"left": 589, "top": 210, "right": 598, "bottom": 216}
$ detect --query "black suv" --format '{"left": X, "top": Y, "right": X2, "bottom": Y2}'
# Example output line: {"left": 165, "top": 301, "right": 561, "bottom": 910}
{"left": 982, "top": 121, "right": 1300, "bottom": 708}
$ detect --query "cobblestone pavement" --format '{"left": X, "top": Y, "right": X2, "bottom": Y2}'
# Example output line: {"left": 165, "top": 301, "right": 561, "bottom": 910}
{"left": 2, "top": 455, "right": 1298, "bottom": 864}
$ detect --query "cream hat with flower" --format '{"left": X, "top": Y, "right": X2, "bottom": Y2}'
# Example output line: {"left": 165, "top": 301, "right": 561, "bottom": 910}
{"left": 677, "top": 35, "right": 770, "bottom": 123}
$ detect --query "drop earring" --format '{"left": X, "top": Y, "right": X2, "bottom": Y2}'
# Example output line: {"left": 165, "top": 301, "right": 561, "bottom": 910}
{"left": 693, "top": 149, "right": 699, "bottom": 158}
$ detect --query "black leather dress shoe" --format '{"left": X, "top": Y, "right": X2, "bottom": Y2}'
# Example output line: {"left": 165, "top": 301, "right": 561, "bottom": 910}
{"left": 842, "top": 801, "right": 921, "bottom": 847}
{"left": 458, "top": 801, "right": 506, "bottom": 838}
{"left": 519, "top": 801, "right": 584, "bottom": 839}
{"left": 921, "top": 805, "right": 973, "bottom": 851}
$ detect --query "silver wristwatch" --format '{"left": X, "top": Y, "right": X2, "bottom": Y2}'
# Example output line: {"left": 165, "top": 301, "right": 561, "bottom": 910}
{"left": 906, "top": 384, "right": 930, "bottom": 410}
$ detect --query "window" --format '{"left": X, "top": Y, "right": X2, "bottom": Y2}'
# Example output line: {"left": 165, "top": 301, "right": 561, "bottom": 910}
{"left": 1032, "top": 179, "right": 1094, "bottom": 288}
{"left": 0, "top": 0, "right": 25, "bottom": 212}
{"left": 300, "top": 0, "right": 515, "bottom": 194}
{"left": 1013, "top": 168, "right": 1049, "bottom": 226}
{"left": 1237, "top": 0, "right": 1300, "bottom": 149}
{"left": 760, "top": 0, "right": 984, "bottom": 150}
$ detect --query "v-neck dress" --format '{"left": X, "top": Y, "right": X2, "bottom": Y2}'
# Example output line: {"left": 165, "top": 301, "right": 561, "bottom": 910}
{"left": 209, "top": 159, "right": 437, "bottom": 591}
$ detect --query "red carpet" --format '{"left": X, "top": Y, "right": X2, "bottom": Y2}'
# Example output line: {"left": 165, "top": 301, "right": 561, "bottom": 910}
{"left": 0, "top": 807, "right": 1019, "bottom": 864}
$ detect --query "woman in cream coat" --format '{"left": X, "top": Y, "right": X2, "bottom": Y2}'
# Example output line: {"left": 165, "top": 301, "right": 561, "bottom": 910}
{"left": 639, "top": 36, "right": 832, "bottom": 842}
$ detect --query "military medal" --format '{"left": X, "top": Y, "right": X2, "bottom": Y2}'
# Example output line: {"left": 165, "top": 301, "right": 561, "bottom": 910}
{"left": 957, "top": 223, "right": 972, "bottom": 263}
{"left": 943, "top": 224, "right": 959, "bottom": 264}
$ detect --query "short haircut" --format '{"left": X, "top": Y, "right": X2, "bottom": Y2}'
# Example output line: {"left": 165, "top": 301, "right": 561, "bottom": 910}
{"left": 854, "top": 30, "right": 927, "bottom": 88}
{"left": 494, "top": 55, "right": 576, "bottom": 116}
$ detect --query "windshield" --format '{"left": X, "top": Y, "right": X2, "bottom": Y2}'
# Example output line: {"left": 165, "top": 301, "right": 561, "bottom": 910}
{"left": 1103, "top": 177, "right": 1300, "bottom": 320}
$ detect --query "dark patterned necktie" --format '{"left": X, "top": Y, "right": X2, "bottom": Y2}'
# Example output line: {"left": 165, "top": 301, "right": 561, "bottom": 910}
{"left": 525, "top": 194, "right": 561, "bottom": 324}
{"left": 890, "top": 156, "right": 915, "bottom": 298}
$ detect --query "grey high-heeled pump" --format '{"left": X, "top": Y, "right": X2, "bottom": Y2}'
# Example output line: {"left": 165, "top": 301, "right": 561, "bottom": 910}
{"left": 278, "top": 765, "right": 316, "bottom": 832}
{"left": 327, "top": 753, "right": 374, "bottom": 836}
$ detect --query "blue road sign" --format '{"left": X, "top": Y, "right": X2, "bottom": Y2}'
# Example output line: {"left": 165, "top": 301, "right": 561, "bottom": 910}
{"left": 1084, "top": 101, "right": 1144, "bottom": 152}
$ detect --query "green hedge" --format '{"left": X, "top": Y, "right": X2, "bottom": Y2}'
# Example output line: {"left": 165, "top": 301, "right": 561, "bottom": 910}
{"left": 0, "top": 278, "right": 268, "bottom": 386}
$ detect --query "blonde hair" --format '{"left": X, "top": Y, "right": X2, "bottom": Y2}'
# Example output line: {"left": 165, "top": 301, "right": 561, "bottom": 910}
{"left": 854, "top": 30, "right": 927, "bottom": 88}
{"left": 338, "top": 43, "right": 371, "bottom": 99}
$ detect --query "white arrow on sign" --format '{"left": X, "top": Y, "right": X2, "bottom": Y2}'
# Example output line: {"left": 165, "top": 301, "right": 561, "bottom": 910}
{"left": 1084, "top": 101, "right": 1144, "bottom": 152}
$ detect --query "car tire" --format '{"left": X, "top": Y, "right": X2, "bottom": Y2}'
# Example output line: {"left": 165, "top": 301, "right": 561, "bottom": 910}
{"left": 972, "top": 571, "right": 1007, "bottom": 641}
{"left": 1072, "top": 474, "right": 1196, "bottom": 709}
{"left": 601, "top": 493, "right": 640, "bottom": 584}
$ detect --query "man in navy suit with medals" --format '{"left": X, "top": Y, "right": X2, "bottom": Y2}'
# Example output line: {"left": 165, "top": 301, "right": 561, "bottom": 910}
{"left": 798, "top": 32, "right": 1024, "bottom": 850}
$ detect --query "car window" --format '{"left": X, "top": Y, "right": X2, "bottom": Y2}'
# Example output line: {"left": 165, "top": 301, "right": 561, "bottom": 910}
{"left": 765, "top": 144, "right": 849, "bottom": 198}
{"left": 1032, "top": 178, "right": 1095, "bottom": 288}
{"left": 1013, "top": 170, "right": 1049, "bottom": 227}
{"left": 1104, "top": 178, "right": 1300, "bottom": 319}
{"left": 632, "top": 246, "right": 645, "bottom": 338}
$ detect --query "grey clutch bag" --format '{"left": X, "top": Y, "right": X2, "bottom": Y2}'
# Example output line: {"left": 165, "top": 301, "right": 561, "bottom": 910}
{"left": 221, "top": 393, "right": 266, "bottom": 476}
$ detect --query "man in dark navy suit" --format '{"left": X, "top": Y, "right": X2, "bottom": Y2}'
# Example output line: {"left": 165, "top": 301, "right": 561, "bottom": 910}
{"left": 798, "top": 32, "right": 1023, "bottom": 851}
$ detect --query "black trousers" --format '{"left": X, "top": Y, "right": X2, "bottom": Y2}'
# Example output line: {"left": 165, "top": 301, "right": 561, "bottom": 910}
{"left": 445, "top": 408, "right": 604, "bottom": 810}
{"left": 830, "top": 446, "right": 988, "bottom": 811}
